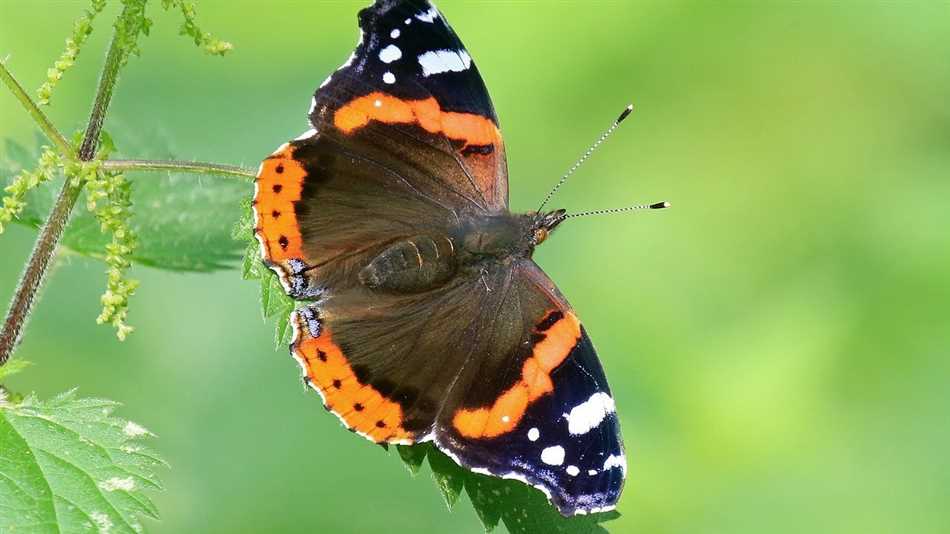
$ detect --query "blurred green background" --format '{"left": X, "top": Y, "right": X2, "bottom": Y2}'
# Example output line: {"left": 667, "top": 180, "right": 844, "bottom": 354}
{"left": 2, "top": 1, "right": 949, "bottom": 532}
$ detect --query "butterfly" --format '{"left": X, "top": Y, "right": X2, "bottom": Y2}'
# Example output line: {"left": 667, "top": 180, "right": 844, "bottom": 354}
{"left": 253, "top": 0, "right": 647, "bottom": 516}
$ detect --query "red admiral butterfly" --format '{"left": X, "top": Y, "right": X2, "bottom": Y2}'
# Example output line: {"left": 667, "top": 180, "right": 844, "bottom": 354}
{"left": 253, "top": 0, "right": 666, "bottom": 516}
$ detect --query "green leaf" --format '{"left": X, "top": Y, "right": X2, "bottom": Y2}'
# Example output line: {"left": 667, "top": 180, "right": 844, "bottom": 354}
{"left": 427, "top": 445, "right": 466, "bottom": 509}
{"left": 257, "top": 266, "right": 296, "bottom": 349}
{"left": 0, "top": 358, "right": 31, "bottom": 381}
{"left": 273, "top": 308, "right": 295, "bottom": 350}
{"left": 240, "top": 240, "right": 259, "bottom": 280}
{"left": 464, "top": 472, "right": 503, "bottom": 531}
{"left": 234, "top": 199, "right": 297, "bottom": 349}
{"left": 396, "top": 444, "right": 428, "bottom": 476}
{"left": 0, "top": 390, "right": 165, "bottom": 533}
{"left": 396, "top": 444, "right": 620, "bottom": 533}
{"left": 1, "top": 134, "right": 248, "bottom": 272}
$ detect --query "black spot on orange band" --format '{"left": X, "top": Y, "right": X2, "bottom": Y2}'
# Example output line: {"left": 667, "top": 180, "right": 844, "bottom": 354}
{"left": 293, "top": 319, "right": 415, "bottom": 444}
{"left": 254, "top": 143, "right": 306, "bottom": 262}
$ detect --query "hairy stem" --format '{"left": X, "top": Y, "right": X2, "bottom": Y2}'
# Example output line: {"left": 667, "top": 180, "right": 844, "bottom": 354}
{"left": 0, "top": 61, "right": 72, "bottom": 156}
{"left": 0, "top": 29, "right": 128, "bottom": 366}
{"left": 78, "top": 32, "right": 124, "bottom": 161}
{"left": 103, "top": 159, "right": 256, "bottom": 179}
{"left": 0, "top": 181, "right": 84, "bottom": 364}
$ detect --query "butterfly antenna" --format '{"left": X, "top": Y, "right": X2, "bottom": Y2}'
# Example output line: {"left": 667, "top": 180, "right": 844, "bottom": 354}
{"left": 562, "top": 201, "right": 670, "bottom": 220}
{"left": 537, "top": 104, "right": 635, "bottom": 212}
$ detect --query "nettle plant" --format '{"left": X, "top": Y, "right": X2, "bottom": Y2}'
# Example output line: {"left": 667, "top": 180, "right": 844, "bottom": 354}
{"left": 0, "top": 2, "right": 617, "bottom": 532}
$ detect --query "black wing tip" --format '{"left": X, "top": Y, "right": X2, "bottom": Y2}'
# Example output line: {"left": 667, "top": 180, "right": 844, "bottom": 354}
{"left": 362, "top": 0, "right": 435, "bottom": 17}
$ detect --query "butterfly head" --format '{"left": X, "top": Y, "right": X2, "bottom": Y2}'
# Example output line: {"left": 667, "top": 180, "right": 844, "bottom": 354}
{"left": 531, "top": 209, "right": 567, "bottom": 246}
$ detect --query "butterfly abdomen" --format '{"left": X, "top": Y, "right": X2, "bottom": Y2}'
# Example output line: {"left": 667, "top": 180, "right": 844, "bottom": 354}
{"left": 358, "top": 234, "right": 458, "bottom": 293}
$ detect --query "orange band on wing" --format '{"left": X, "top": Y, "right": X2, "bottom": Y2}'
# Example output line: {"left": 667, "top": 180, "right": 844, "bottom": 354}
{"left": 254, "top": 143, "right": 306, "bottom": 261}
{"left": 333, "top": 92, "right": 501, "bottom": 148}
{"left": 294, "top": 325, "right": 413, "bottom": 443}
{"left": 452, "top": 311, "right": 581, "bottom": 439}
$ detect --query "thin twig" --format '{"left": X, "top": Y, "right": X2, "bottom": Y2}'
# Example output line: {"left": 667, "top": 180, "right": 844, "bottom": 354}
{"left": 0, "top": 61, "right": 72, "bottom": 157}
{"left": 0, "top": 28, "right": 128, "bottom": 366}
{"left": 103, "top": 159, "right": 256, "bottom": 179}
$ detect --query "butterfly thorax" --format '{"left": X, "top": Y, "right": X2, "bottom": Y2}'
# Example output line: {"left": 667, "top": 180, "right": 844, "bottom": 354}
{"left": 358, "top": 210, "right": 565, "bottom": 294}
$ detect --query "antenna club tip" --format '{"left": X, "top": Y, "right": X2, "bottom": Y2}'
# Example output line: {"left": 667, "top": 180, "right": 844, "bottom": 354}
{"left": 617, "top": 104, "right": 634, "bottom": 123}
{"left": 649, "top": 201, "right": 671, "bottom": 209}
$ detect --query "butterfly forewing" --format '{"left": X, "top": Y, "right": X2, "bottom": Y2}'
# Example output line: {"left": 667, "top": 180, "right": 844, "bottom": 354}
{"left": 310, "top": 0, "right": 508, "bottom": 211}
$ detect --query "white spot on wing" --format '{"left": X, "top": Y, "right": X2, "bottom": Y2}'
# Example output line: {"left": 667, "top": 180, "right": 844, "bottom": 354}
{"left": 294, "top": 129, "right": 317, "bottom": 141}
{"left": 373, "top": 99, "right": 382, "bottom": 108}
{"left": 417, "top": 49, "right": 472, "bottom": 77}
{"left": 415, "top": 6, "right": 439, "bottom": 23}
{"left": 383, "top": 71, "right": 396, "bottom": 84}
{"left": 564, "top": 391, "right": 616, "bottom": 435}
{"left": 527, "top": 427, "right": 540, "bottom": 441}
{"left": 404, "top": 18, "right": 411, "bottom": 25}
{"left": 501, "top": 415, "right": 510, "bottom": 423}
{"left": 603, "top": 453, "right": 627, "bottom": 475}
{"left": 566, "top": 465, "right": 580, "bottom": 476}
{"left": 391, "top": 29, "right": 400, "bottom": 39}
{"left": 540, "top": 445, "right": 565, "bottom": 466}
{"left": 379, "top": 44, "right": 402, "bottom": 64}
{"left": 588, "top": 469, "right": 598, "bottom": 476}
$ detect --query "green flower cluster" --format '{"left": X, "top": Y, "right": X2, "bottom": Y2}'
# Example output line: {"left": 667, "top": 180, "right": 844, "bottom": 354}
{"left": 163, "top": 0, "right": 233, "bottom": 56}
{"left": 37, "top": 0, "right": 107, "bottom": 106}
{"left": 114, "top": 0, "right": 152, "bottom": 64}
{"left": 64, "top": 148, "right": 140, "bottom": 341}
{"left": 0, "top": 147, "right": 61, "bottom": 233}
{"left": 93, "top": 170, "right": 139, "bottom": 341}
{"left": 9, "top": 1, "right": 231, "bottom": 344}
{"left": 115, "top": 0, "right": 233, "bottom": 63}
{"left": 2, "top": 132, "right": 139, "bottom": 339}
{"left": 39, "top": 0, "right": 230, "bottom": 105}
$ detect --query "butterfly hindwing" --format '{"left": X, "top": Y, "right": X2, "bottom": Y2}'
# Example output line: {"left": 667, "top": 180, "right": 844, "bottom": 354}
{"left": 434, "top": 261, "right": 626, "bottom": 515}
{"left": 288, "top": 258, "right": 625, "bottom": 515}
{"left": 289, "top": 270, "right": 501, "bottom": 443}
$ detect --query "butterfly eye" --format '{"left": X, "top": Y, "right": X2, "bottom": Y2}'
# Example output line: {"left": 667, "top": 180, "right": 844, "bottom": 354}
{"left": 534, "top": 228, "right": 549, "bottom": 244}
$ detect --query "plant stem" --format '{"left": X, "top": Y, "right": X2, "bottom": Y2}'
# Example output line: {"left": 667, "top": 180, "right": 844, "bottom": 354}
{"left": 0, "top": 61, "right": 72, "bottom": 157}
{"left": 0, "top": 181, "right": 84, "bottom": 365}
{"left": 103, "top": 159, "right": 256, "bottom": 179}
{"left": 78, "top": 32, "right": 124, "bottom": 161}
{"left": 0, "top": 29, "right": 128, "bottom": 366}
